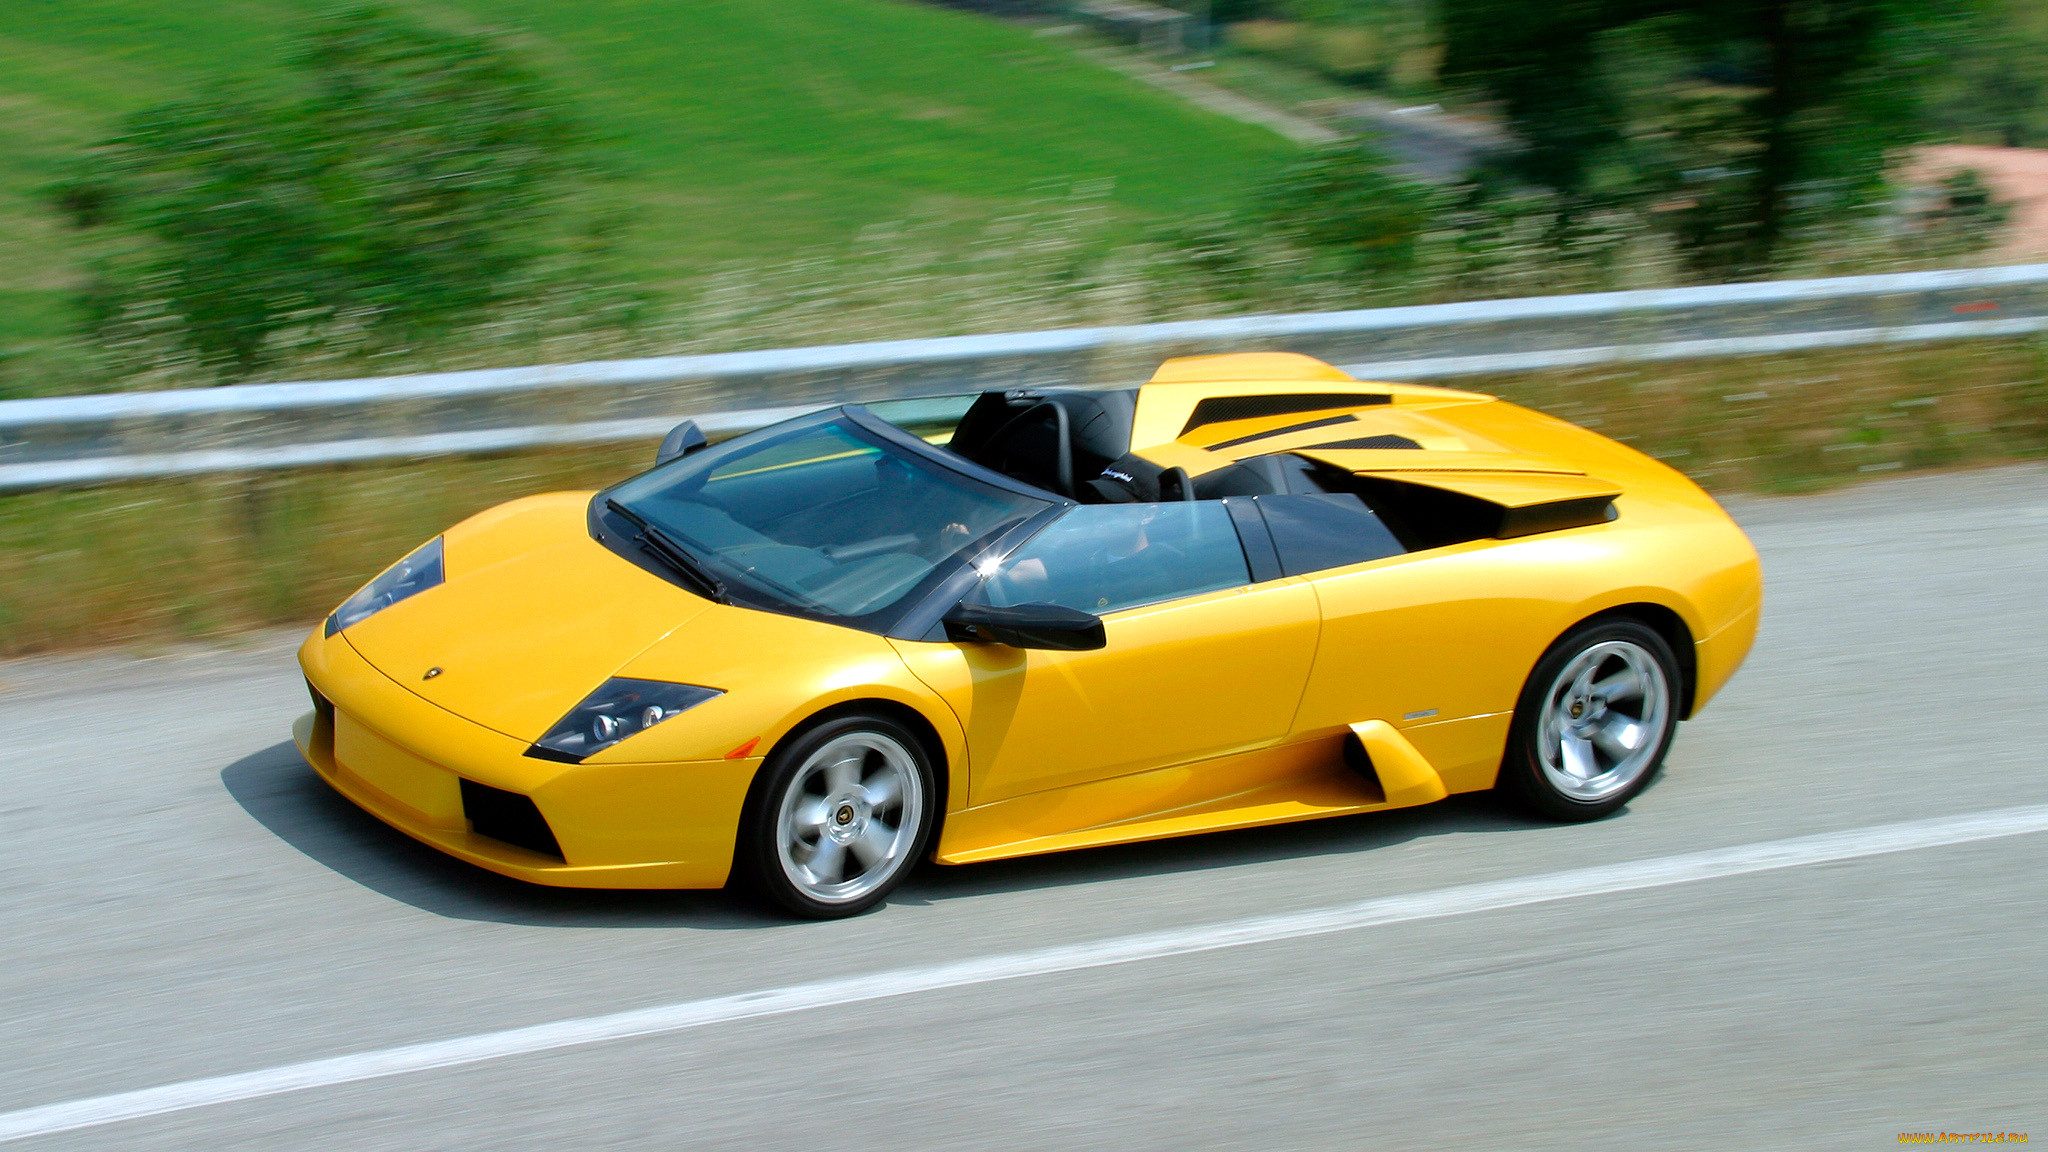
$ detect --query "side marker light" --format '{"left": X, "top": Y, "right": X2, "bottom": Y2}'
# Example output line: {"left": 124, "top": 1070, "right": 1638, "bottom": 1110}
{"left": 724, "top": 738, "right": 760, "bottom": 760}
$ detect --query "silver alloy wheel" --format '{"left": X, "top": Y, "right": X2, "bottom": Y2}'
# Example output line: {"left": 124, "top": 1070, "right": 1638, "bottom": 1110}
{"left": 1535, "top": 639, "right": 1672, "bottom": 802}
{"left": 773, "top": 730, "right": 925, "bottom": 905}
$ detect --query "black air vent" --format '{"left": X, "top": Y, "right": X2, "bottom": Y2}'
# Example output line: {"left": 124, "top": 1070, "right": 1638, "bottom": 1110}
{"left": 1207, "top": 413, "right": 1357, "bottom": 451}
{"left": 1179, "top": 392, "right": 1389, "bottom": 436}
{"left": 304, "top": 681, "right": 336, "bottom": 761}
{"left": 460, "top": 778, "right": 564, "bottom": 860}
{"left": 306, "top": 680, "right": 335, "bottom": 726}
{"left": 1309, "top": 434, "right": 1423, "bottom": 450}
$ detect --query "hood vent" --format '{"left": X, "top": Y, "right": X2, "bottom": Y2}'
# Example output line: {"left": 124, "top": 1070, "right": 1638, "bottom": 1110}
{"left": 1179, "top": 393, "right": 1390, "bottom": 436}
{"left": 1308, "top": 434, "right": 1423, "bottom": 451}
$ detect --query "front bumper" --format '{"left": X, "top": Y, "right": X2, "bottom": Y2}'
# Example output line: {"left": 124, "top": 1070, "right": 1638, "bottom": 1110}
{"left": 297, "top": 630, "right": 760, "bottom": 889}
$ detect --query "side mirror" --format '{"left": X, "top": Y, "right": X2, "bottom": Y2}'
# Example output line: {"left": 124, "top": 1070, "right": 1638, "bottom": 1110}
{"left": 655, "top": 420, "right": 708, "bottom": 466}
{"left": 944, "top": 601, "right": 1106, "bottom": 651}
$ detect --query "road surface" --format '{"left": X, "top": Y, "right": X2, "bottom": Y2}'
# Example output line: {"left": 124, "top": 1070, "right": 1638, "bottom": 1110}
{"left": 2, "top": 465, "right": 2043, "bottom": 1149}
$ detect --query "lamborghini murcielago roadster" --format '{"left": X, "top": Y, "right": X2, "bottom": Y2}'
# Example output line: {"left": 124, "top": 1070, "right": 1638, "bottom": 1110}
{"left": 296, "top": 352, "right": 1762, "bottom": 917}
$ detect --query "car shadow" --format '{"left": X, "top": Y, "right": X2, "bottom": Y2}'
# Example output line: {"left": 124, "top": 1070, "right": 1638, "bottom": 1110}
{"left": 896, "top": 790, "right": 1551, "bottom": 905}
{"left": 224, "top": 739, "right": 1625, "bottom": 927}
{"left": 220, "top": 741, "right": 782, "bottom": 929}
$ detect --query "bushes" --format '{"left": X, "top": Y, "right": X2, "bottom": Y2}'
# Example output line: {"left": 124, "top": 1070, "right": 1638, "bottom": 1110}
{"left": 52, "top": 6, "right": 615, "bottom": 383}
{"left": 1146, "top": 141, "right": 1649, "bottom": 304}
{"left": 1253, "top": 144, "right": 1434, "bottom": 279}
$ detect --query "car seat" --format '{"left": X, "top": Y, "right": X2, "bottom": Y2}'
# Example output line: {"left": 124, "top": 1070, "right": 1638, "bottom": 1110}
{"left": 949, "top": 389, "right": 1137, "bottom": 499}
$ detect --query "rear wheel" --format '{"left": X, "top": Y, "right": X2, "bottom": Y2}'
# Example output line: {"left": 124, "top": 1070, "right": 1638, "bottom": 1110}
{"left": 1498, "top": 619, "right": 1681, "bottom": 822}
{"left": 736, "top": 714, "right": 935, "bottom": 919}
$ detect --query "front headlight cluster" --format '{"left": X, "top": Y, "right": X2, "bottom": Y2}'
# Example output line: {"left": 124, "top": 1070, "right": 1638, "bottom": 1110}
{"left": 326, "top": 537, "right": 445, "bottom": 636}
{"left": 525, "top": 678, "right": 723, "bottom": 763}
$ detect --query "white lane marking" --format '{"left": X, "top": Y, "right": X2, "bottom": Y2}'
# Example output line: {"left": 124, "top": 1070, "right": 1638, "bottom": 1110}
{"left": 5, "top": 803, "right": 2047, "bottom": 1143}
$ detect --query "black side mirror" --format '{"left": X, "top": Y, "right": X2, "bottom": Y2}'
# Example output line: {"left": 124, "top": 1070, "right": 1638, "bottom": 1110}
{"left": 944, "top": 601, "right": 1105, "bottom": 651}
{"left": 655, "top": 420, "right": 708, "bottom": 466}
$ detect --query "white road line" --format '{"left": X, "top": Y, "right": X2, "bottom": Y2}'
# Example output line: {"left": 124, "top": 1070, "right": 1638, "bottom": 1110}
{"left": 6, "top": 803, "right": 2047, "bottom": 1143}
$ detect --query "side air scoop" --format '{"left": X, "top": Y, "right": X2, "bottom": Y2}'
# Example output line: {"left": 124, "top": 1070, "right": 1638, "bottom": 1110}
{"left": 1346, "top": 720, "right": 1451, "bottom": 808}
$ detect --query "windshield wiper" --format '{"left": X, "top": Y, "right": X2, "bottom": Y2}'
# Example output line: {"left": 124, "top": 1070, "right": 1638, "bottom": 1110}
{"left": 604, "top": 498, "right": 728, "bottom": 604}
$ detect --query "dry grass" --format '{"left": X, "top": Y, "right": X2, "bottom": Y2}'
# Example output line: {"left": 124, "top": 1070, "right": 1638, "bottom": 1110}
{"left": 0, "top": 446, "right": 645, "bottom": 655}
{"left": 1, "top": 337, "right": 2043, "bottom": 656}
{"left": 1473, "top": 337, "right": 2048, "bottom": 493}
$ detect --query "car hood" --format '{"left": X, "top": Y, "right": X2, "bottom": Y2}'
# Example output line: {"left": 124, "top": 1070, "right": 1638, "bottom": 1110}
{"left": 341, "top": 492, "right": 715, "bottom": 742}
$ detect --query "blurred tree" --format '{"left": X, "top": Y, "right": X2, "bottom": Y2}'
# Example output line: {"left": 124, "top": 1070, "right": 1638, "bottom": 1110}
{"left": 1210, "top": 0, "right": 1284, "bottom": 22}
{"left": 54, "top": 6, "right": 589, "bottom": 381}
{"left": 1440, "top": 0, "right": 1961, "bottom": 277}
{"left": 1436, "top": 1, "right": 1631, "bottom": 202}
{"left": 1924, "top": 0, "right": 2048, "bottom": 148}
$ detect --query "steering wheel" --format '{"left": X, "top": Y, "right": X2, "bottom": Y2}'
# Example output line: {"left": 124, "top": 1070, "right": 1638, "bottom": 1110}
{"left": 979, "top": 400, "right": 1075, "bottom": 498}
{"left": 1076, "top": 540, "right": 1191, "bottom": 615}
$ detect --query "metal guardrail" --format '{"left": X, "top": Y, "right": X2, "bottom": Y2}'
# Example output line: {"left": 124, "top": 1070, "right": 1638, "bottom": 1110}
{"left": 3, "top": 264, "right": 2045, "bottom": 491}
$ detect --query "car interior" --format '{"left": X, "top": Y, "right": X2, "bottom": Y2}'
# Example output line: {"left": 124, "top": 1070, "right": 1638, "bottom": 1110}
{"left": 944, "top": 387, "right": 1350, "bottom": 505}
{"left": 941, "top": 386, "right": 1528, "bottom": 561}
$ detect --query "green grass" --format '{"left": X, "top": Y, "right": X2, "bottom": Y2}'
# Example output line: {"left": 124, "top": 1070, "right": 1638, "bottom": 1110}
{"left": 1195, "top": 44, "right": 1381, "bottom": 125}
{"left": 0, "top": 0, "right": 1295, "bottom": 371}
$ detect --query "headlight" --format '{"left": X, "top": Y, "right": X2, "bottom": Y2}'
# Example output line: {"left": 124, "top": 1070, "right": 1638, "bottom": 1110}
{"left": 325, "top": 537, "right": 445, "bottom": 636}
{"left": 525, "top": 678, "right": 723, "bottom": 763}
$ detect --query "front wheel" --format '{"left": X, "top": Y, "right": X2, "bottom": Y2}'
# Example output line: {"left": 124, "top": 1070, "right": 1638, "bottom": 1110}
{"left": 1497, "top": 619, "right": 1682, "bottom": 822}
{"left": 735, "top": 714, "right": 936, "bottom": 919}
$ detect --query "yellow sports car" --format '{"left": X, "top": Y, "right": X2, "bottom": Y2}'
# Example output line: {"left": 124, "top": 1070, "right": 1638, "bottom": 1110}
{"left": 296, "top": 353, "right": 1761, "bottom": 917}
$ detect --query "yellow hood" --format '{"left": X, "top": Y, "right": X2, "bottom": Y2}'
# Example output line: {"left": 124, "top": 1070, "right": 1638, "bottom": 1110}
{"left": 341, "top": 493, "right": 712, "bottom": 741}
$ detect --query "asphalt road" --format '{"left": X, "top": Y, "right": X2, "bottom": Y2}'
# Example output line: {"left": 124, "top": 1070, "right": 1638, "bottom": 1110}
{"left": 3, "top": 465, "right": 2045, "bottom": 1150}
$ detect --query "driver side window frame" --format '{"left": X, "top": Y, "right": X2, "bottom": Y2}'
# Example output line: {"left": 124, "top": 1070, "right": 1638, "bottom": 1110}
{"left": 966, "top": 499, "right": 1266, "bottom": 619}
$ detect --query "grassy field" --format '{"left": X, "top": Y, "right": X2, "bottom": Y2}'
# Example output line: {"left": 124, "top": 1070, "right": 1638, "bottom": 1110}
{"left": 2, "top": 338, "right": 2042, "bottom": 655}
{"left": 0, "top": 0, "right": 1293, "bottom": 378}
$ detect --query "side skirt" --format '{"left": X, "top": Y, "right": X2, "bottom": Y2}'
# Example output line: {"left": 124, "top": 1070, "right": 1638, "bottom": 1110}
{"left": 935, "top": 722, "right": 1451, "bottom": 866}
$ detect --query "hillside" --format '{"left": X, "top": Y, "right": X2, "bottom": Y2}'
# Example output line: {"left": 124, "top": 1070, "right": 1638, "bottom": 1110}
{"left": 0, "top": 0, "right": 1294, "bottom": 369}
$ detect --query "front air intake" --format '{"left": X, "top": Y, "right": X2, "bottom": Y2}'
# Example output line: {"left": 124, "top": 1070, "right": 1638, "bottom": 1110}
{"left": 304, "top": 680, "right": 336, "bottom": 762}
{"left": 460, "top": 778, "right": 564, "bottom": 860}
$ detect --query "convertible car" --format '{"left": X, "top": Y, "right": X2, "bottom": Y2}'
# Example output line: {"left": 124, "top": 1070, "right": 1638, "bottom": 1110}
{"left": 296, "top": 352, "right": 1761, "bottom": 917}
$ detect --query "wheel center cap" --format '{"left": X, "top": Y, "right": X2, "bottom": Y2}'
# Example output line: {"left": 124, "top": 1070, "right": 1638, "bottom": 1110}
{"left": 835, "top": 804, "right": 856, "bottom": 827}
{"left": 1569, "top": 700, "right": 1585, "bottom": 719}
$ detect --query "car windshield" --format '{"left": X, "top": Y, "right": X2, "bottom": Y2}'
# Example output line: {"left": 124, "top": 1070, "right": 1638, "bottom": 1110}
{"left": 604, "top": 414, "right": 1052, "bottom": 625}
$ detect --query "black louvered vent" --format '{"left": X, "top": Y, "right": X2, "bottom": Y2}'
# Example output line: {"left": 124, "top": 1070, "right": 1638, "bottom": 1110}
{"left": 460, "top": 778, "right": 564, "bottom": 860}
{"left": 1180, "top": 392, "right": 1390, "bottom": 436}
{"left": 1208, "top": 414, "right": 1358, "bottom": 451}
{"left": 1309, "top": 434, "right": 1424, "bottom": 450}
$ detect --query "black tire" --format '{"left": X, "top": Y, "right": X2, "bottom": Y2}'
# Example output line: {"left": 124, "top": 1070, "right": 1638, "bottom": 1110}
{"left": 734, "top": 712, "right": 937, "bottom": 919}
{"left": 1497, "top": 618, "right": 1682, "bottom": 822}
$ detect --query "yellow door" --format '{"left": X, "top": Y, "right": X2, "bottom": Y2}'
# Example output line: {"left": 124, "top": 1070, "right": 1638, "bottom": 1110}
{"left": 897, "top": 582, "right": 1320, "bottom": 806}
{"left": 892, "top": 502, "right": 1321, "bottom": 808}
{"left": 1293, "top": 535, "right": 1607, "bottom": 791}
